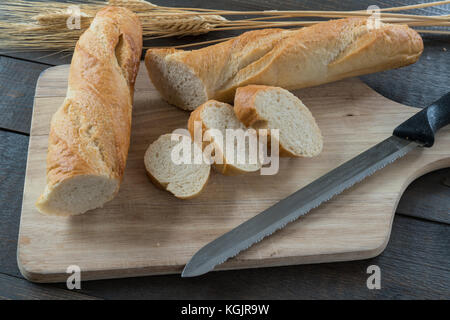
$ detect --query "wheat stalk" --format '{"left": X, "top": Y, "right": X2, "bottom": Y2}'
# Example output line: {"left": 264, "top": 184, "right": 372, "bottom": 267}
{"left": 140, "top": 15, "right": 228, "bottom": 37}
{"left": 0, "top": 0, "right": 448, "bottom": 52}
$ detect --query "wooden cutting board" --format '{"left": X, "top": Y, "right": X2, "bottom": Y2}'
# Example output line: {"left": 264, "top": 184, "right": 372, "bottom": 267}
{"left": 18, "top": 63, "right": 450, "bottom": 283}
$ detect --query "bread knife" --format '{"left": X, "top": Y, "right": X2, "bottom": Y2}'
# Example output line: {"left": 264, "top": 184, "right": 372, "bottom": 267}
{"left": 182, "top": 93, "right": 450, "bottom": 277}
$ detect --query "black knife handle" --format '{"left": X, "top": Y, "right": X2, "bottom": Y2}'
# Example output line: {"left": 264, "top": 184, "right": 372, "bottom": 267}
{"left": 393, "top": 92, "right": 450, "bottom": 147}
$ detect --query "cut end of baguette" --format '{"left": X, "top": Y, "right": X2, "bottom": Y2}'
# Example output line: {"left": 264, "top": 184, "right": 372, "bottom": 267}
{"left": 145, "top": 49, "right": 208, "bottom": 111}
{"left": 35, "top": 175, "right": 119, "bottom": 216}
{"left": 144, "top": 134, "right": 210, "bottom": 199}
{"left": 235, "top": 85, "right": 323, "bottom": 157}
{"left": 189, "top": 100, "right": 262, "bottom": 175}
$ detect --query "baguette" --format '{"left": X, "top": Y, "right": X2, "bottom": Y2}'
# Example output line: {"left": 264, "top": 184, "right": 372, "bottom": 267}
{"left": 145, "top": 18, "right": 423, "bottom": 110}
{"left": 144, "top": 134, "right": 210, "bottom": 199}
{"left": 234, "top": 85, "right": 323, "bottom": 157}
{"left": 188, "top": 100, "right": 261, "bottom": 175}
{"left": 36, "top": 7, "right": 142, "bottom": 216}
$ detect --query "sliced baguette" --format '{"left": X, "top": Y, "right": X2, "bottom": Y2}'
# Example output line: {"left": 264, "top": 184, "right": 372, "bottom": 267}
{"left": 144, "top": 134, "right": 210, "bottom": 199}
{"left": 234, "top": 85, "right": 323, "bottom": 157}
{"left": 188, "top": 100, "right": 261, "bottom": 175}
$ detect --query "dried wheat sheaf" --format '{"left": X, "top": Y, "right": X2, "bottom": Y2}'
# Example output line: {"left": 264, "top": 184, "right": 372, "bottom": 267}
{"left": 0, "top": 0, "right": 448, "bottom": 52}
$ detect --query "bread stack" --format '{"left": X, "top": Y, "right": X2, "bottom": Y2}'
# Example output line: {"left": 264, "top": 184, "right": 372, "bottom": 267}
{"left": 144, "top": 86, "right": 323, "bottom": 198}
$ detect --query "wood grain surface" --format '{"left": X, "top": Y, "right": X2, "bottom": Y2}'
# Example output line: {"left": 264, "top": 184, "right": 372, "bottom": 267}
{"left": 0, "top": 130, "right": 29, "bottom": 278}
{"left": 0, "top": 274, "right": 100, "bottom": 300}
{"left": 0, "top": 0, "right": 448, "bottom": 299}
{"left": 0, "top": 57, "right": 48, "bottom": 134}
{"left": 17, "top": 63, "right": 450, "bottom": 282}
{"left": 57, "top": 215, "right": 448, "bottom": 300}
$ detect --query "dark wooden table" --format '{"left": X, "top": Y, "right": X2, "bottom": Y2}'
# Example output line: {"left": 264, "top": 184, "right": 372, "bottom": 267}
{"left": 0, "top": 0, "right": 449, "bottom": 300}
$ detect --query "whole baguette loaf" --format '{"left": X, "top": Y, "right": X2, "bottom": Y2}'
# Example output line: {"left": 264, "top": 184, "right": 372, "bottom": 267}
{"left": 145, "top": 18, "right": 423, "bottom": 110}
{"left": 36, "top": 7, "right": 142, "bottom": 216}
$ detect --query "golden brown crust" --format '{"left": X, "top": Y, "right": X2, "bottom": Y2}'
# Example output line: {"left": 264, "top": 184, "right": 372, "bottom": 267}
{"left": 187, "top": 102, "right": 207, "bottom": 141}
{"left": 175, "top": 28, "right": 286, "bottom": 97}
{"left": 145, "top": 18, "right": 423, "bottom": 110}
{"left": 187, "top": 101, "right": 214, "bottom": 153}
{"left": 234, "top": 85, "right": 269, "bottom": 127}
{"left": 216, "top": 19, "right": 423, "bottom": 101}
{"left": 36, "top": 6, "right": 142, "bottom": 213}
{"left": 188, "top": 101, "right": 224, "bottom": 166}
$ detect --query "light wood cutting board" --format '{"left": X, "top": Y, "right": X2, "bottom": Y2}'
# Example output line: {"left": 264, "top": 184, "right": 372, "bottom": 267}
{"left": 18, "top": 63, "right": 450, "bottom": 283}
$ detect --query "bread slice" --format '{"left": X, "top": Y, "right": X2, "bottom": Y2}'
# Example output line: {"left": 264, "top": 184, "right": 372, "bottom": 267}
{"left": 144, "top": 134, "right": 210, "bottom": 199}
{"left": 188, "top": 100, "right": 261, "bottom": 175}
{"left": 234, "top": 85, "right": 323, "bottom": 157}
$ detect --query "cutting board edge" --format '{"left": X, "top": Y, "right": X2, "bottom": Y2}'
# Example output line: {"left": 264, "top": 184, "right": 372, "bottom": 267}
{"left": 16, "top": 243, "right": 387, "bottom": 283}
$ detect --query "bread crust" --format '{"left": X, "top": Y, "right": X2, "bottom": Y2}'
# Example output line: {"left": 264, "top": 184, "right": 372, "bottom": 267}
{"left": 234, "top": 85, "right": 267, "bottom": 127}
{"left": 145, "top": 18, "right": 423, "bottom": 110}
{"left": 36, "top": 7, "right": 142, "bottom": 215}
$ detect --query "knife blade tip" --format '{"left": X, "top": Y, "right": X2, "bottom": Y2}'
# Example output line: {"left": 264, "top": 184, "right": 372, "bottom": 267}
{"left": 181, "top": 263, "right": 206, "bottom": 278}
{"left": 181, "top": 253, "right": 217, "bottom": 278}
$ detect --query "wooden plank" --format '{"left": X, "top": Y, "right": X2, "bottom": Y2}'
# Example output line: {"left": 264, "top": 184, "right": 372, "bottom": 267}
{"left": 55, "top": 215, "right": 449, "bottom": 300}
{"left": 0, "top": 130, "right": 29, "bottom": 278}
{"left": 378, "top": 217, "right": 449, "bottom": 295}
{"left": 0, "top": 52, "right": 69, "bottom": 67}
{"left": 398, "top": 168, "right": 450, "bottom": 224}
{"left": 0, "top": 56, "right": 48, "bottom": 134}
{"left": 0, "top": 273, "right": 100, "bottom": 300}
{"left": 17, "top": 63, "right": 450, "bottom": 282}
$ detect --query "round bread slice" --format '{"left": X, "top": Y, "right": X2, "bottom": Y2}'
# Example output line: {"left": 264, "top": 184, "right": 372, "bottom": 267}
{"left": 144, "top": 134, "right": 210, "bottom": 199}
{"left": 234, "top": 85, "right": 323, "bottom": 157}
{"left": 188, "top": 100, "right": 261, "bottom": 175}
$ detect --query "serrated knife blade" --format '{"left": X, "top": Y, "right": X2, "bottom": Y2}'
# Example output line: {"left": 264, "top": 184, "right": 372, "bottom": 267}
{"left": 182, "top": 136, "right": 418, "bottom": 277}
{"left": 182, "top": 92, "right": 450, "bottom": 277}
